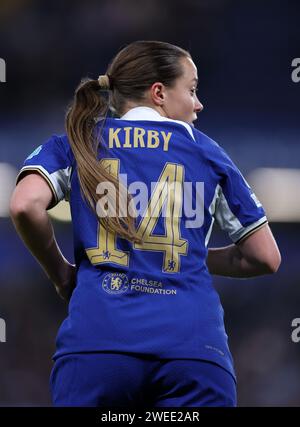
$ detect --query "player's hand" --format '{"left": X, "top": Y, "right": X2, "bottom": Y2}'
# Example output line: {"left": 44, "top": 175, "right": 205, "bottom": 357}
{"left": 52, "top": 261, "right": 77, "bottom": 302}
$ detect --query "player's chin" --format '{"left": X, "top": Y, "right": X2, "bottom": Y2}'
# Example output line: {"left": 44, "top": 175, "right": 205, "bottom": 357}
{"left": 190, "top": 115, "right": 197, "bottom": 125}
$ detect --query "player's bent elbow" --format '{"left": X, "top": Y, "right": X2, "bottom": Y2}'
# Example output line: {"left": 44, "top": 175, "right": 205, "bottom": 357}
{"left": 9, "top": 191, "right": 37, "bottom": 220}
{"left": 10, "top": 199, "right": 27, "bottom": 220}
{"left": 10, "top": 172, "right": 54, "bottom": 219}
{"left": 259, "top": 250, "right": 281, "bottom": 274}
{"left": 238, "top": 224, "right": 281, "bottom": 276}
{"left": 269, "top": 250, "right": 282, "bottom": 273}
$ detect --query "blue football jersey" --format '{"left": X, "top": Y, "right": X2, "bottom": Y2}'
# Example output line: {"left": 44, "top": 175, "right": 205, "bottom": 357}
{"left": 16, "top": 107, "right": 267, "bottom": 380}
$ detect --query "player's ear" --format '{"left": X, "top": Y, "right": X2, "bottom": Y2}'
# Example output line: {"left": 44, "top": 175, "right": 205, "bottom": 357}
{"left": 151, "top": 82, "right": 166, "bottom": 106}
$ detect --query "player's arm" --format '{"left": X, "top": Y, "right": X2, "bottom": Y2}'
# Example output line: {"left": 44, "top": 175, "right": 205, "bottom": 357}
{"left": 10, "top": 171, "right": 76, "bottom": 301}
{"left": 206, "top": 223, "right": 281, "bottom": 277}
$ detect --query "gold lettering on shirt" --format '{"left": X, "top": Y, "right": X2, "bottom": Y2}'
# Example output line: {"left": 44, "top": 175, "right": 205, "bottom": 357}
{"left": 123, "top": 127, "right": 132, "bottom": 148}
{"left": 108, "top": 128, "right": 172, "bottom": 151}
{"left": 161, "top": 131, "right": 172, "bottom": 151}
{"left": 133, "top": 128, "right": 146, "bottom": 148}
{"left": 147, "top": 130, "right": 160, "bottom": 148}
{"left": 109, "top": 128, "right": 121, "bottom": 148}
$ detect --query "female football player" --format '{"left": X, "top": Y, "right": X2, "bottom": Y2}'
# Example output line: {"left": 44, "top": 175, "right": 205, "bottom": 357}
{"left": 10, "top": 40, "right": 281, "bottom": 407}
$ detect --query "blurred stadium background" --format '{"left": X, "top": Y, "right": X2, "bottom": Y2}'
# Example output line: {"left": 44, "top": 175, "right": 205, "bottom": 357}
{"left": 0, "top": 0, "right": 300, "bottom": 406}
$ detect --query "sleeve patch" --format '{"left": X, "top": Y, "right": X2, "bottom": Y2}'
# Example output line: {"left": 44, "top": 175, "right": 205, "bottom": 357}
{"left": 26, "top": 145, "right": 43, "bottom": 160}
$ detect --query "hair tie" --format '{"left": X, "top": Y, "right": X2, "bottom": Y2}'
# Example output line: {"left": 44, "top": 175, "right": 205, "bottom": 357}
{"left": 98, "top": 74, "right": 110, "bottom": 90}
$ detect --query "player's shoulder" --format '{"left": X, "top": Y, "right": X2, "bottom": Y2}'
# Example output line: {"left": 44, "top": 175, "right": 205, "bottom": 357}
{"left": 191, "top": 127, "right": 224, "bottom": 157}
{"left": 48, "top": 133, "right": 75, "bottom": 162}
{"left": 51, "top": 133, "right": 69, "bottom": 148}
{"left": 191, "top": 127, "right": 237, "bottom": 171}
{"left": 192, "top": 127, "right": 219, "bottom": 147}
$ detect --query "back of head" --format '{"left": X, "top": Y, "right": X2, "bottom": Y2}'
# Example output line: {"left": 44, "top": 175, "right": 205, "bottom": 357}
{"left": 107, "top": 40, "right": 191, "bottom": 116}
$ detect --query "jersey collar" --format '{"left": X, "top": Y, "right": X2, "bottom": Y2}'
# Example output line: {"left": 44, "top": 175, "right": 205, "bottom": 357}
{"left": 119, "top": 106, "right": 195, "bottom": 141}
{"left": 120, "top": 106, "right": 165, "bottom": 121}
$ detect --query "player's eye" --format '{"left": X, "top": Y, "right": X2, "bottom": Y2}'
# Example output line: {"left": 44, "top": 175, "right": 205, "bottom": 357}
{"left": 190, "top": 87, "right": 198, "bottom": 95}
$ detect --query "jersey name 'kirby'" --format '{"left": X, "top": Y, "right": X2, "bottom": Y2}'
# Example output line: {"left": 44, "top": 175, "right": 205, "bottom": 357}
{"left": 108, "top": 127, "right": 172, "bottom": 151}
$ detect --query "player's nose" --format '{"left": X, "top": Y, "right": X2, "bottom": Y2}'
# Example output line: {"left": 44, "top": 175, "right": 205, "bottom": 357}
{"left": 195, "top": 97, "right": 204, "bottom": 113}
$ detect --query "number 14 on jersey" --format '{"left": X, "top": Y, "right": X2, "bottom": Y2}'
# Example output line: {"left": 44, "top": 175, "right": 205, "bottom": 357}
{"left": 86, "top": 159, "right": 188, "bottom": 273}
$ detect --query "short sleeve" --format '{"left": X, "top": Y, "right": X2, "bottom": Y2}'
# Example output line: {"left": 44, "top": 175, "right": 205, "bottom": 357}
{"left": 212, "top": 146, "right": 268, "bottom": 244}
{"left": 16, "top": 135, "right": 72, "bottom": 204}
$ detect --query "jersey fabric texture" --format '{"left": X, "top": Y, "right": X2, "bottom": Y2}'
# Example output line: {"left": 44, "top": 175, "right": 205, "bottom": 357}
{"left": 16, "top": 107, "right": 268, "bottom": 381}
